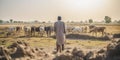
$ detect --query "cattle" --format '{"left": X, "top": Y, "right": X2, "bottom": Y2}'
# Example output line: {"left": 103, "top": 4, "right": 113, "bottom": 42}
{"left": 71, "top": 26, "right": 83, "bottom": 33}
{"left": 24, "top": 26, "right": 31, "bottom": 36}
{"left": 83, "top": 26, "right": 88, "bottom": 33}
{"left": 44, "top": 26, "right": 54, "bottom": 37}
{"left": 6, "top": 26, "right": 16, "bottom": 37}
{"left": 89, "top": 25, "right": 106, "bottom": 37}
{"left": 66, "top": 26, "right": 88, "bottom": 34}
{"left": 38, "top": 26, "right": 45, "bottom": 37}
{"left": 16, "top": 26, "right": 22, "bottom": 33}
{"left": 66, "top": 26, "right": 74, "bottom": 33}
{"left": 25, "top": 26, "right": 45, "bottom": 37}
{"left": 23, "top": 25, "right": 54, "bottom": 37}
{"left": 31, "top": 26, "right": 36, "bottom": 36}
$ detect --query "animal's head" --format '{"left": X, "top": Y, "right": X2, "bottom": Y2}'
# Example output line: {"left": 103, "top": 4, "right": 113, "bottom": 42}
{"left": 89, "top": 27, "right": 95, "bottom": 33}
{"left": 89, "top": 25, "right": 95, "bottom": 29}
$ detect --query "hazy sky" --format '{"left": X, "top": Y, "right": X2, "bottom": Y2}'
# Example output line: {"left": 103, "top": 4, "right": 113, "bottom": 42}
{"left": 0, "top": 0, "right": 120, "bottom": 22}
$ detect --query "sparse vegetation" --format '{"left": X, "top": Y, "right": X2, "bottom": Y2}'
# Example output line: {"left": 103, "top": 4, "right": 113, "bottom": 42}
{"left": 104, "top": 16, "right": 112, "bottom": 23}
{"left": 0, "top": 23, "right": 119, "bottom": 60}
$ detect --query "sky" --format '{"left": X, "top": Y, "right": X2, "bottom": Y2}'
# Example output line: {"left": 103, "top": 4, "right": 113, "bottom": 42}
{"left": 0, "top": 0, "right": 120, "bottom": 22}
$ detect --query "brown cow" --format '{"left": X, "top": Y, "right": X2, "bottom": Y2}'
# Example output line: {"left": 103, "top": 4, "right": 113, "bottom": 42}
{"left": 89, "top": 25, "right": 106, "bottom": 37}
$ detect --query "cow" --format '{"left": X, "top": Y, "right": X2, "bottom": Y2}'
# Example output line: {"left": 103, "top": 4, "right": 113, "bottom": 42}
{"left": 31, "top": 26, "right": 36, "bottom": 36}
{"left": 71, "top": 26, "right": 83, "bottom": 33}
{"left": 29, "top": 26, "right": 45, "bottom": 37}
{"left": 37, "top": 26, "right": 45, "bottom": 37}
{"left": 66, "top": 26, "right": 74, "bottom": 33}
{"left": 44, "top": 26, "right": 54, "bottom": 37}
{"left": 16, "top": 26, "right": 22, "bottom": 33}
{"left": 24, "top": 26, "right": 31, "bottom": 36}
{"left": 6, "top": 26, "right": 16, "bottom": 37}
{"left": 83, "top": 26, "right": 88, "bottom": 33}
{"left": 24, "top": 26, "right": 53, "bottom": 37}
{"left": 89, "top": 25, "right": 106, "bottom": 37}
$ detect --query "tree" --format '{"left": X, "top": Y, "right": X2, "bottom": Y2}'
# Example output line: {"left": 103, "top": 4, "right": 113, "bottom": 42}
{"left": 89, "top": 19, "right": 93, "bottom": 23}
{"left": 14, "top": 21, "right": 17, "bottom": 23}
{"left": 10, "top": 19, "right": 13, "bottom": 23}
{"left": 104, "top": 16, "right": 111, "bottom": 23}
{"left": 6, "top": 21, "right": 9, "bottom": 23}
{"left": 80, "top": 21, "right": 83, "bottom": 23}
{"left": 0, "top": 20, "right": 3, "bottom": 23}
{"left": 34, "top": 20, "right": 39, "bottom": 23}
{"left": 42, "top": 21, "right": 46, "bottom": 23}
{"left": 117, "top": 20, "right": 120, "bottom": 23}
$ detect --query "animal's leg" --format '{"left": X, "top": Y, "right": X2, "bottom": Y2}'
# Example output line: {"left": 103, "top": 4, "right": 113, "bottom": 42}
{"left": 33, "top": 31, "right": 35, "bottom": 36}
{"left": 102, "top": 32, "right": 104, "bottom": 37}
{"left": 49, "top": 31, "right": 51, "bottom": 37}
{"left": 92, "top": 32, "right": 94, "bottom": 36}
{"left": 47, "top": 31, "right": 48, "bottom": 37}
{"left": 30, "top": 32, "right": 33, "bottom": 36}
{"left": 41, "top": 31, "right": 44, "bottom": 37}
{"left": 47, "top": 31, "right": 49, "bottom": 37}
{"left": 96, "top": 32, "right": 97, "bottom": 37}
{"left": 38, "top": 31, "right": 40, "bottom": 37}
{"left": 40, "top": 32, "right": 42, "bottom": 37}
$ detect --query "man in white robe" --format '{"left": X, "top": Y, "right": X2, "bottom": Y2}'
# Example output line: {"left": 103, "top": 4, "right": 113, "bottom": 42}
{"left": 54, "top": 16, "right": 66, "bottom": 53}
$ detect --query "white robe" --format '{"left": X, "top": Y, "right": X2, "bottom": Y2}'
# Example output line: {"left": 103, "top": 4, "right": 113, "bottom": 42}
{"left": 54, "top": 20, "right": 65, "bottom": 45}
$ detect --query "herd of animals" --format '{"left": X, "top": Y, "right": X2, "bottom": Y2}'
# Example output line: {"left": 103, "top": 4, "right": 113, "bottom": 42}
{"left": 4, "top": 24, "right": 106, "bottom": 37}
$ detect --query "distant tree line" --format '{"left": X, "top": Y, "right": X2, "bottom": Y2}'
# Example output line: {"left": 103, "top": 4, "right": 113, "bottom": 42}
{"left": 0, "top": 16, "right": 120, "bottom": 24}
{"left": 0, "top": 20, "right": 3, "bottom": 23}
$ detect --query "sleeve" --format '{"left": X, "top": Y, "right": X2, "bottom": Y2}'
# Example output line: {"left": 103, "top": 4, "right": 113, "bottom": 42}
{"left": 54, "top": 22, "right": 56, "bottom": 33}
{"left": 63, "top": 22, "right": 66, "bottom": 34}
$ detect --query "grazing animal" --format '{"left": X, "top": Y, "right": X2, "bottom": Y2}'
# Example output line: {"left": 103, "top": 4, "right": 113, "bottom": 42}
{"left": 45, "top": 26, "right": 54, "bottom": 37}
{"left": 6, "top": 26, "right": 16, "bottom": 37}
{"left": 24, "top": 26, "right": 31, "bottom": 36}
{"left": 31, "top": 26, "right": 36, "bottom": 36}
{"left": 38, "top": 26, "right": 45, "bottom": 37}
{"left": 66, "top": 26, "right": 74, "bottom": 33}
{"left": 71, "top": 26, "right": 83, "bottom": 33}
{"left": 89, "top": 25, "right": 106, "bottom": 36}
{"left": 26, "top": 26, "right": 45, "bottom": 37}
{"left": 83, "top": 26, "right": 88, "bottom": 33}
{"left": 24, "top": 26, "right": 54, "bottom": 37}
{"left": 16, "top": 26, "right": 21, "bottom": 33}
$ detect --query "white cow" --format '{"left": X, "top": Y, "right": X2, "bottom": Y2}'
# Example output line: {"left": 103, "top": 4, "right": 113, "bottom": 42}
{"left": 8, "top": 26, "right": 16, "bottom": 33}
{"left": 71, "top": 26, "right": 83, "bottom": 33}
{"left": 24, "top": 26, "right": 31, "bottom": 36}
{"left": 6, "top": 26, "right": 16, "bottom": 37}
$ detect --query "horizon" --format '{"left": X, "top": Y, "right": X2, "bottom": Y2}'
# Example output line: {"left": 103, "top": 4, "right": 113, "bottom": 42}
{"left": 0, "top": 0, "right": 120, "bottom": 22}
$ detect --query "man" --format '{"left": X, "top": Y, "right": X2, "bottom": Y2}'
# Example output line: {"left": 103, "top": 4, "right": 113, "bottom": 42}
{"left": 54, "top": 16, "right": 66, "bottom": 53}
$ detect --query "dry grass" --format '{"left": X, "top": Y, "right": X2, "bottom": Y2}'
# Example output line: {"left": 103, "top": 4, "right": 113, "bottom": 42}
{"left": 0, "top": 37, "right": 110, "bottom": 50}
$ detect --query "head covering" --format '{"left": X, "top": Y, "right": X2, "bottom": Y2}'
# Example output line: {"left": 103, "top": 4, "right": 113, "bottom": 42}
{"left": 58, "top": 16, "right": 62, "bottom": 20}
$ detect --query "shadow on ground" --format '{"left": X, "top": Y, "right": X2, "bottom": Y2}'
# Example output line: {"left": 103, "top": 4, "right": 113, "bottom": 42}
{"left": 66, "top": 34, "right": 110, "bottom": 40}
{"left": 51, "top": 34, "right": 111, "bottom": 40}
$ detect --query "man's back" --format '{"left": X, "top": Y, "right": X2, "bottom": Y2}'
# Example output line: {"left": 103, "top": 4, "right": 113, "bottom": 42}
{"left": 54, "top": 20, "right": 65, "bottom": 34}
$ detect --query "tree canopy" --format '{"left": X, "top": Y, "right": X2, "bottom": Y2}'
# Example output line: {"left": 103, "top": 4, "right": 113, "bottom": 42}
{"left": 104, "top": 16, "right": 111, "bottom": 23}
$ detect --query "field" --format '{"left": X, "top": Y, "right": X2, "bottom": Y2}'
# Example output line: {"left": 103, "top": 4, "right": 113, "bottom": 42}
{"left": 0, "top": 23, "right": 120, "bottom": 60}
{"left": 0, "top": 23, "right": 120, "bottom": 48}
